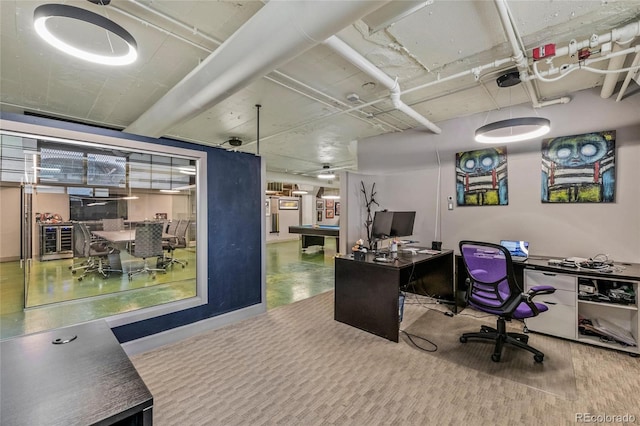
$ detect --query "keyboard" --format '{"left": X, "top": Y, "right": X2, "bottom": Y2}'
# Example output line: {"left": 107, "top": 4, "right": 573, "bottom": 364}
{"left": 418, "top": 249, "right": 441, "bottom": 255}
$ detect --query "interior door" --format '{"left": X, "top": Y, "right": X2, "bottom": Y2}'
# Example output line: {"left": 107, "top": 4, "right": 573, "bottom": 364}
{"left": 21, "top": 183, "right": 33, "bottom": 307}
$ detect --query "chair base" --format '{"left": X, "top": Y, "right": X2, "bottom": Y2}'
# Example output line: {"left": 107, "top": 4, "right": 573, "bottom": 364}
{"left": 128, "top": 259, "right": 166, "bottom": 280}
{"left": 71, "top": 257, "right": 122, "bottom": 281}
{"left": 460, "top": 318, "right": 545, "bottom": 363}
{"left": 162, "top": 247, "right": 188, "bottom": 269}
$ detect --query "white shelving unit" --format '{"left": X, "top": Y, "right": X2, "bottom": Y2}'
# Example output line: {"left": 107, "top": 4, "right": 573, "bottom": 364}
{"left": 524, "top": 269, "right": 639, "bottom": 355}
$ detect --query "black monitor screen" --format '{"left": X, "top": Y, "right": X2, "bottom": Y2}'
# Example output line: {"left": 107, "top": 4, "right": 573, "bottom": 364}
{"left": 371, "top": 211, "right": 393, "bottom": 239}
{"left": 390, "top": 211, "right": 416, "bottom": 237}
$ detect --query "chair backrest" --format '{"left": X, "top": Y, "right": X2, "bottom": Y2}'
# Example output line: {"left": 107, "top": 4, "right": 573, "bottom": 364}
{"left": 459, "top": 241, "right": 521, "bottom": 316}
{"left": 102, "top": 218, "right": 124, "bottom": 231}
{"left": 166, "top": 220, "right": 180, "bottom": 236}
{"left": 73, "top": 222, "right": 90, "bottom": 257}
{"left": 133, "top": 222, "right": 164, "bottom": 258}
{"left": 174, "top": 220, "right": 191, "bottom": 247}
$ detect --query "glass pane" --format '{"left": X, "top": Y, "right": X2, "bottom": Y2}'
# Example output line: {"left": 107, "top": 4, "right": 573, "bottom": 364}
{"left": 0, "top": 131, "right": 200, "bottom": 339}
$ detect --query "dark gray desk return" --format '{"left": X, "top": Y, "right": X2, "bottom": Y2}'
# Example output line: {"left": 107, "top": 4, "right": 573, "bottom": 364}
{"left": 1, "top": 320, "right": 153, "bottom": 426}
{"left": 335, "top": 250, "right": 455, "bottom": 342}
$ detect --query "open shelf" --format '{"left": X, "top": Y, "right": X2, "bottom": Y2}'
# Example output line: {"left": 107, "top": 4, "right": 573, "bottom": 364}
{"left": 578, "top": 299, "right": 638, "bottom": 311}
{"left": 577, "top": 334, "right": 638, "bottom": 354}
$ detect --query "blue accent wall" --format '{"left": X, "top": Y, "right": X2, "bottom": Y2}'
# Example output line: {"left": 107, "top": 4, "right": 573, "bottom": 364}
{"left": 1, "top": 112, "right": 263, "bottom": 342}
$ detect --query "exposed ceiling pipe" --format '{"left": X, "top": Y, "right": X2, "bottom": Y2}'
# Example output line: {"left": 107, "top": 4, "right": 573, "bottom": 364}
{"left": 111, "top": 2, "right": 400, "bottom": 134}
{"left": 493, "top": 0, "right": 542, "bottom": 108}
{"left": 324, "top": 36, "right": 442, "bottom": 134}
{"left": 616, "top": 52, "right": 640, "bottom": 102}
{"left": 600, "top": 41, "right": 633, "bottom": 98}
{"left": 601, "top": 24, "right": 639, "bottom": 98}
{"left": 124, "top": 0, "right": 390, "bottom": 138}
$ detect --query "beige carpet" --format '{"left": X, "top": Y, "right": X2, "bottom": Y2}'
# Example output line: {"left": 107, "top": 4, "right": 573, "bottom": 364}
{"left": 403, "top": 309, "right": 577, "bottom": 400}
{"left": 131, "top": 291, "right": 640, "bottom": 425}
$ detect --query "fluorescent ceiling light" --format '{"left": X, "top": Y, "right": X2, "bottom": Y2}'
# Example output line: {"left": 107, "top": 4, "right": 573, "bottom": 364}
{"left": 292, "top": 190, "right": 308, "bottom": 195}
{"left": 160, "top": 189, "right": 181, "bottom": 193}
{"left": 475, "top": 117, "right": 550, "bottom": 143}
{"left": 318, "top": 172, "right": 336, "bottom": 179}
{"left": 321, "top": 194, "right": 340, "bottom": 200}
{"left": 33, "top": 4, "right": 138, "bottom": 66}
{"left": 87, "top": 202, "right": 107, "bottom": 206}
{"left": 122, "top": 196, "right": 139, "bottom": 200}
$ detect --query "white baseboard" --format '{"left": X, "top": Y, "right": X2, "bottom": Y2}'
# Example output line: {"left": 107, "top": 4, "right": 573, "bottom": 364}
{"left": 121, "top": 303, "right": 267, "bottom": 356}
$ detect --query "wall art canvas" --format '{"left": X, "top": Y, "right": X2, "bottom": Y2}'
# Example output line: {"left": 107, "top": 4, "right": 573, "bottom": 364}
{"left": 335, "top": 202, "right": 340, "bottom": 216}
{"left": 325, "top": 209, "right": 334, "bottom": 219}
{"left": 455, "top": 146, "right": 508, "bottom": 206}
{"left": 316, "top": 200, "right": 324, "bottom": 210}
{"left": 541, "top": 130, "right": 615, "bottom": 203}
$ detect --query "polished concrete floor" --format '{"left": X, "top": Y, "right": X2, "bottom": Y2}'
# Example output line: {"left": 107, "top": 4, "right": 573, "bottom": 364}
{"left": 0, "top": 238, "right": 335, "bottom": 340}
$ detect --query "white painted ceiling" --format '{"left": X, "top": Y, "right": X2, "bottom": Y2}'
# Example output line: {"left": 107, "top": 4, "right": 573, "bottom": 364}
{"left": 1, "top": 0, "right": 639, "bottom": 182}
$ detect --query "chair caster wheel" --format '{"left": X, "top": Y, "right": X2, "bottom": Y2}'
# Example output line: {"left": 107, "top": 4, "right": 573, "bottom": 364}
{"left": 459, "top": 336, "right": 467, "bottom": 343}
{"left": 181, "top": 265, "right": 185, "bottom": 268}
{"left": 77, "top": 277, "right": 83, "bottom": 282}
{"left": 71, "top": 270, "right": 76, "bottom": 275}
{"left": 491, "top": 353, "right": 501, "bottom": 362}
{"left": 534, "top": 354, "right": 544, "bottom": 363}
{"left": 151, "top": 274, "right": 156, "bottom": 279}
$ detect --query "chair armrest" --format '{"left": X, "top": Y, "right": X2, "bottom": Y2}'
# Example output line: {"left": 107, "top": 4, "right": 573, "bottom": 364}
{"left": 526, "top": 285, "right": 555, "bottom": 304}
{"left": 528, "top": 285, "right": 556, "bottom": 296}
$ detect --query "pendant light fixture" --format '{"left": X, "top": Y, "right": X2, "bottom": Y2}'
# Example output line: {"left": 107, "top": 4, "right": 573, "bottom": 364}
{"left": 33, "top": 3, "right": 138, "bottom": 66}
{"left": 475, "top": 70, "right": 550, "bottom": 143}
{"left": 318, "top": 165, "right": 336, "bottom": 180}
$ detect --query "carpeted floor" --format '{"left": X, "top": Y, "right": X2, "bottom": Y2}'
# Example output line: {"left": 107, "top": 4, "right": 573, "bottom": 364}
{"left": 403, "top": 309, "right": 577, "bottom": 400}
{"left": 131, "top": 291, "right": 640, "bottom": 425}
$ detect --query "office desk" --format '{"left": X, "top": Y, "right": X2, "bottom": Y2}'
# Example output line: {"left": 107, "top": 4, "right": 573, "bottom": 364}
{"left": 335, "top": 250, "right": 454, "bottom": 342}
{"left": 0, "top": 320, "right": 153, "bottom": 426}
{"left": 457, "top": 255, "right": 640, "bottom": 354}
{"left": 288, "top": 225, "right": 339, "bottom": 250}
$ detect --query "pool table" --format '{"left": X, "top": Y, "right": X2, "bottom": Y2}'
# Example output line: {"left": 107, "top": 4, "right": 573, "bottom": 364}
{"left": 288, "top": 225, "right": 339, "bottom": 250}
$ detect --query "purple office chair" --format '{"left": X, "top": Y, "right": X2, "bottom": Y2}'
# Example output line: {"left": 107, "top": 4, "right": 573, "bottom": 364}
{"left": 459, "top": 241, "right": 556, "bottom": 363}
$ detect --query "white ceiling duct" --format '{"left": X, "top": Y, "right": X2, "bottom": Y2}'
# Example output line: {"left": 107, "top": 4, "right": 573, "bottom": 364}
{"left": 266, "top": 171, "right": 339, "bottom": 189}
{"left": 125, "top": 1, "right": 390, "bottom": 138}
{"left": 324, "top": 36, "right": 441, "bottom": 134}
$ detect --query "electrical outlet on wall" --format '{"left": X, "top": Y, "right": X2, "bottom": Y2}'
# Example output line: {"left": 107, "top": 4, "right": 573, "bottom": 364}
{"left": 447, "top": 196, "right": 454, "bottom": 210}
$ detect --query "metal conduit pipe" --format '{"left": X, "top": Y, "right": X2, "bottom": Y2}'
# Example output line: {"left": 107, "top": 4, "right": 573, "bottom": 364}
{"left": 616, "top": 52, "right": 640, "bottom": 102}
{"left": 324, "top": 36, "right": 441, "bottom": 134}
{"left": 125, "top": 0, "right": 390, "bottom": 138}
{"left": 494, "top": 0, "right": 546, "bottom": 108}
{"left": 601, "top": 24, "right": 639, "bottom": 98}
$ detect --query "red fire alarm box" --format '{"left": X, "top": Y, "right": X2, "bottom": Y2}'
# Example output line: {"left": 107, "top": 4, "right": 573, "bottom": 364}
{"left": 532, "top": 44, "right": 556, "bottom": 61}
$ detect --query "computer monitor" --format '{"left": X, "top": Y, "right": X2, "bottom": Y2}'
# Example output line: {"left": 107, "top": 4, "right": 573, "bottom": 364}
{"left": 390, "top": 211, "right": 416, "bottom": 237}
{"left": 371, "top": 211, "right": 393, "bottom": 239}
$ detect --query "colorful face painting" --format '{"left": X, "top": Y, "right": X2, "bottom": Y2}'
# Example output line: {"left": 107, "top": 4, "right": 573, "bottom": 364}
{"left": 541, "top": 131, "right": 615, "bottom": 203}
{"left": 456, "top": 146, "right": 508, "bottom": 206}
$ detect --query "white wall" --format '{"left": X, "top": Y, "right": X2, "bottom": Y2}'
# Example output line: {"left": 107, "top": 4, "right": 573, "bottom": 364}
{"left": 266, "top": 196, "right": 301, "bottom": 243}
{"left": 352, "top": 88, "right": 640, "bottom": 263}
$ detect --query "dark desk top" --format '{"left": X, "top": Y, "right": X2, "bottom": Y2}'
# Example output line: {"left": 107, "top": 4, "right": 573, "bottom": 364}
{"left": 338, "top": 249, "right": 454, "bottom": 269}
{"left": 0, "top": 320, "right": 153, "bottom": 426}
{"left": 522, "top": 256, "right": 640, "bottom": 281}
